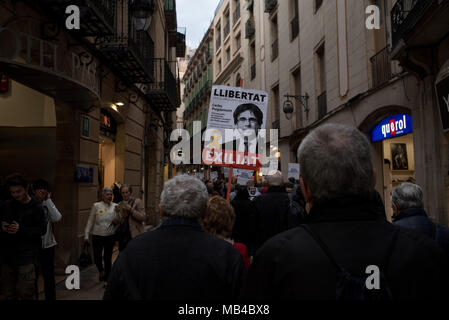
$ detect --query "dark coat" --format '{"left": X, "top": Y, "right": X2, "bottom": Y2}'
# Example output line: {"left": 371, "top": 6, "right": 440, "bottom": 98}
{"left": 231, "top": 189, "right": 257, "bottom": 256}
{"left": 240, "top": 197, "right": 449, "bottom": 300}
{"left": 104, "top": 217, "right": 247, "bottom": 300}
{"left": 0, "top": 197, "right": 47, "bottom": 265}
{"left": 253, "top": 186, "right": 290, "bottom": 252}
{"left": 393, "top": 207, "right": 449, "bottom": 259}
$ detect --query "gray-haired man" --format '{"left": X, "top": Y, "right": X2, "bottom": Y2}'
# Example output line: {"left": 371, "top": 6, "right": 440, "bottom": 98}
{"left": 104, "top": 175, "right": 247, "bottom": 300}
{"left": 241, "top": 123, "right": 448, "bottom": 300}
{"left": 392, "top": 182, "right": 449, "bottom": 259}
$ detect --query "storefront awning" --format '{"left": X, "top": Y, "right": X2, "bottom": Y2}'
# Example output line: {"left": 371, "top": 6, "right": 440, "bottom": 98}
{"left": 0, "top": 59, "right": 100, "bottom": 112}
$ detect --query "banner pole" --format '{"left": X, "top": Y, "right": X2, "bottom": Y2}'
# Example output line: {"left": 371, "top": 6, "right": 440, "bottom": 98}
{"left": 226, "top": 167, "right": 233, "bottom": 202}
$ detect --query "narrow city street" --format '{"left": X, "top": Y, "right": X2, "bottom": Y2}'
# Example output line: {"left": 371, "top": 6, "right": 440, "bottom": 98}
{"left": 38, "top": 251, "right": 119, "bottom": 300}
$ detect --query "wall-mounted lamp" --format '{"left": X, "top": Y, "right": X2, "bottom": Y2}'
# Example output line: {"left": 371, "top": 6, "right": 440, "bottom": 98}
{"left": 116, "top": 102, "right": 125, "bottom": 106}
{"left": 130, "top": 0, "right": 155, "bottom": 32}
{"left": 283, "top": 93, "right": 309, "bottom": 120}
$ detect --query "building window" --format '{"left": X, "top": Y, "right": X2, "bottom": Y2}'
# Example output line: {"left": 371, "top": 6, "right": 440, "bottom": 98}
{"left": 218, "top": 58, "right": 222, "bottom": 73}
{"left": 236, "top": 73, "right": 242, "bottom": 87}
{"left": 233, "top": 0, "right": 241, "bottom": 25}
{"left": 216, "top": 22, "right": 221, "bottom": 51}
{"left": 271, "top": 85, "right": 280, "bottom": 129}
{"left": 316, "top": 43, "right": 327, "bottom": 119}
{"left": 235, "top": 33, "right": 241, "bottom": 50}
{"left": 250, "top": 42, "right": 256, "bottom": 80}
{"left": 271, "top": 15, "right": 278, "bottom": 61}
{"left": 290, "top": 0, "right": 299, "bottom": 41}
{"left": 224, "top": 10, "right": 230, "bottom": 39}
{"left": 226, "top": 47, "right": 231, "bottom": 62}
{"left": 315, "top": 0, "right": 323, "bottom": 12}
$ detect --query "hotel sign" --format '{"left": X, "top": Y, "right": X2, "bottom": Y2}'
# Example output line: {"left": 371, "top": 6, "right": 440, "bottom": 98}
{"left": 0, "top": 27, "right": 100, "bottom": 97}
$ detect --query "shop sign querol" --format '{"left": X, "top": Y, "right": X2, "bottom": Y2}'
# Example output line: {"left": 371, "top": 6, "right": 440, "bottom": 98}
{"left": 371, "top": 114, "right": 412, "bottom": 142}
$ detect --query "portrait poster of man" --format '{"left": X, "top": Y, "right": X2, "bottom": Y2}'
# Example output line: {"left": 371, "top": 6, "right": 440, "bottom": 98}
{"left": 203, "top": 85, "right": 268, "bottom": 170}
{"left": 391, "top": 143, "right": 409, "bottom": 171}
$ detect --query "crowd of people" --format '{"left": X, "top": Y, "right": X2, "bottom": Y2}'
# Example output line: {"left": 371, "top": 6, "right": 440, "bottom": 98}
{"left": 1, "top": 123, "right": 449, "bottom": 300}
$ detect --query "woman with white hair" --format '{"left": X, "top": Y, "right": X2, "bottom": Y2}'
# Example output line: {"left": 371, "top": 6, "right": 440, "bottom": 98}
{"left": 84, "top": 187, "right": 119, "bottom": 286}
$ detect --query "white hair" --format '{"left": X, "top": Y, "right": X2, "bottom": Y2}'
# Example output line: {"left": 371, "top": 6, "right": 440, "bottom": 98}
{"left": 392, "top": 183, "right": 424, "bottom": 211}
{"left": 160, "top": 175, "right": 209, "bottom": 219}
{"left": 102, "top": 187, "right": 113, "bottom": 194}
{"left": 267, "top": 170, "right": 283, "bottom": 186}
{"left": 297, "top": 123, "right": 373, "bottom": 205}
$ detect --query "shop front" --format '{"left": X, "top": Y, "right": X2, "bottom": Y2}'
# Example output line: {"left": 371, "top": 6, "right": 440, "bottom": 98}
{"left": 371, "top": 113, "right": 415, "bottom": 220}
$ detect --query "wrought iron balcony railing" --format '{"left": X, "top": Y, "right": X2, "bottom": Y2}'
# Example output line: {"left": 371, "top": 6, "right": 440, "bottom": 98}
{"left": 317, "top": 91, "right": 327, "bottom": 120}
{"left": 370, "top": 46, "right": 392, "bottom": 88}
{"left": 291, "top": 16, "right": 299, "bottom": 40}
{"left": 265, "top": 0, "right": 277, "bottom": 13}
{"left": 391, "top": 0, "right": 433, "bottom": 48}
{"left": 31, "top": 0, "right": 115, "bottom": 37}
{"left": 146, "top": 59, "right": 178, "bottom": 111}
{"left": 176, "top": 27, "right": 186, "bottom": 57}
{"left": 245, "top": 18, "right": 255, "bottom": 39}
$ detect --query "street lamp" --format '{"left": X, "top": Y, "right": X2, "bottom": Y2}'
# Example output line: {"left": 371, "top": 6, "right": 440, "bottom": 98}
{"left": 283, "top": 93, "right": 309, "bottom": 120}
{"left": 130, "top": 0, "right": 155, "bottom": 32}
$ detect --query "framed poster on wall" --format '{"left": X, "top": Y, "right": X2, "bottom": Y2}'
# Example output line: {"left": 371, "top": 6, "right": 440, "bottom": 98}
{"left": 391, "top": 143, "right": 409, "bottom": 171}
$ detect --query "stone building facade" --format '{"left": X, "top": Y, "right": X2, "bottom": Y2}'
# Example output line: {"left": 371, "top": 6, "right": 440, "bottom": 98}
{"left": 0, "top": 0, "right": 184, "bottom": 271}
{"left": 210, "top": 0, "right": 449, "bottom": 224}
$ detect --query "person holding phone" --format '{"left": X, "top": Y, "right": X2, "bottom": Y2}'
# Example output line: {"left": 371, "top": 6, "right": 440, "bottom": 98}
{"left": 0, "top": 174, "right": 46, "bottom": 300}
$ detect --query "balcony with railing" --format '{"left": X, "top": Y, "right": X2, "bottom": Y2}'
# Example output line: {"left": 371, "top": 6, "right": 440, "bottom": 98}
{"left": 271, "top": 38, "right": 278, "bottom": 61}
{"left": 31, "top": 0, "right": 116, "bottom": 37}
{"left": 245, "top": 18, "right": 255, "bottom": 39}
{"left": 99, "top": 2, "right": 154, "bottom": 84}
{"left": 165, "top": 0, "right": 177, "bottom": 31}
{"left": 391, "top": 0, "right": 433, "bottom": 49}
{"left": 176, "top": 27, "right": 186, "bottom": 57}
{"left": 317, "top": 91, "right": 327, "bottom": 120}
{"left": 370, "top": 46, "right": 392, "bottom": 88}
{"left": 291, "top": 15, "right": 299, "bottom": 40}
{"left": 265, "top": 0, "right": 277, "bottom": 13}
{"left": 145, "top": 59, "right": 178, "bottom": 111}
{"left": 233, "top": 4, "right": 241, "bottom": 25}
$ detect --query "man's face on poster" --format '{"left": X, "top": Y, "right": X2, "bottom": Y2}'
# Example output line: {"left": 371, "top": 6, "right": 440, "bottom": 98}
{"left": 236, "top": 110, "right": 260, "bottom": 132}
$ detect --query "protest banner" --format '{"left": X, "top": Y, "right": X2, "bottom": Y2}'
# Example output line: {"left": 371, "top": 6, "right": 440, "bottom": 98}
{"left": 202, "top": 85, "right": 269, "bottom": 171}
{"left": 288, "top": 163, "right": 300, "bottom": 181}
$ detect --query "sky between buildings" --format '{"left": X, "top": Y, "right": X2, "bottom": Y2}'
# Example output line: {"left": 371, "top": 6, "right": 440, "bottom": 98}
{"left": 177, "top": 0, "right": 221, "bottom": 49}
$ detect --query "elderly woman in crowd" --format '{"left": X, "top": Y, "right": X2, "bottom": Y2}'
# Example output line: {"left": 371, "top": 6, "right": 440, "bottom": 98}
{"left": 84, "top": 187, "right": 119, "bottom": 286}
{"left": 115, "top": 184, "right": 146, "bottom": 251}
{"left": 202, "top": 196, "right": 251, "bottom": 269}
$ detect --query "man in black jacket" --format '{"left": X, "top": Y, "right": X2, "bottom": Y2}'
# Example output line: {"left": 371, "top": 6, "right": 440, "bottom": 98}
{"left": 241, "top": 124, "right": 449, "bottom": 300}
{"left": 104, "top": 175, "right": 247, "bottom": 300}
{"left": 0, "top": 174, "right": 46, "bottom": 300}
{"left": 253, "top": 170, "right": 290, "bottom": 252}
{"left": 392, "top": 182, "right": 449, "bottom": 259}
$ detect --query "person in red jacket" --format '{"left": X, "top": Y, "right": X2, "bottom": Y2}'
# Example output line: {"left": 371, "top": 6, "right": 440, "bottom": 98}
{"left": 202, "top": 196, "right": 251, "bottom": 269}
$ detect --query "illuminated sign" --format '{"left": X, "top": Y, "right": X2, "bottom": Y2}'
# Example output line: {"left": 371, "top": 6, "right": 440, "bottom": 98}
{"left": 371, "top": 114, "right": 412, "bottom": 142}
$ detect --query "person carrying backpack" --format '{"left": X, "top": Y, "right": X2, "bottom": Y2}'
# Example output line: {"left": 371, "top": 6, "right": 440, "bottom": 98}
{"left": 240, "top": 124, "right": 449, "bottom": 300}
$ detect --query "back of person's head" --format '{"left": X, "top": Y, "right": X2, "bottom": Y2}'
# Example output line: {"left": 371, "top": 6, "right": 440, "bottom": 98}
{"left": 288, "top": 177, "right": 296, "bottom": 185}
{"left": 160, "top": 175, "right": 209, "bottom": 219}
{"left": 297, "top": 124, "right": 373, "bottom": 205}
{"left": 202, "top": 196, "right": 235, "bottom": 238}
{"left": 32, "top": 179, "right": 49, "bottom": 191}
{"left": 6, "top": 173, "right": 28, "bottom": 189}
{"left": 392, "top": 182, "right": 424, "bottom": 211}
{"left": 236, "top": 184, "right": 250, "bottom": 199}
{"left": 267, "top": 170, "right": 283, "bottom": 187}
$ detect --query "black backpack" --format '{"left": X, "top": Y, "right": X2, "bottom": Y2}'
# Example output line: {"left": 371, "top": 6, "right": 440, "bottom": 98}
{"left": 301, "top": 224, "right": 398, "bottom": 300}
{"left": 79, "top": 242, "right": 92, "bottom": 268}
